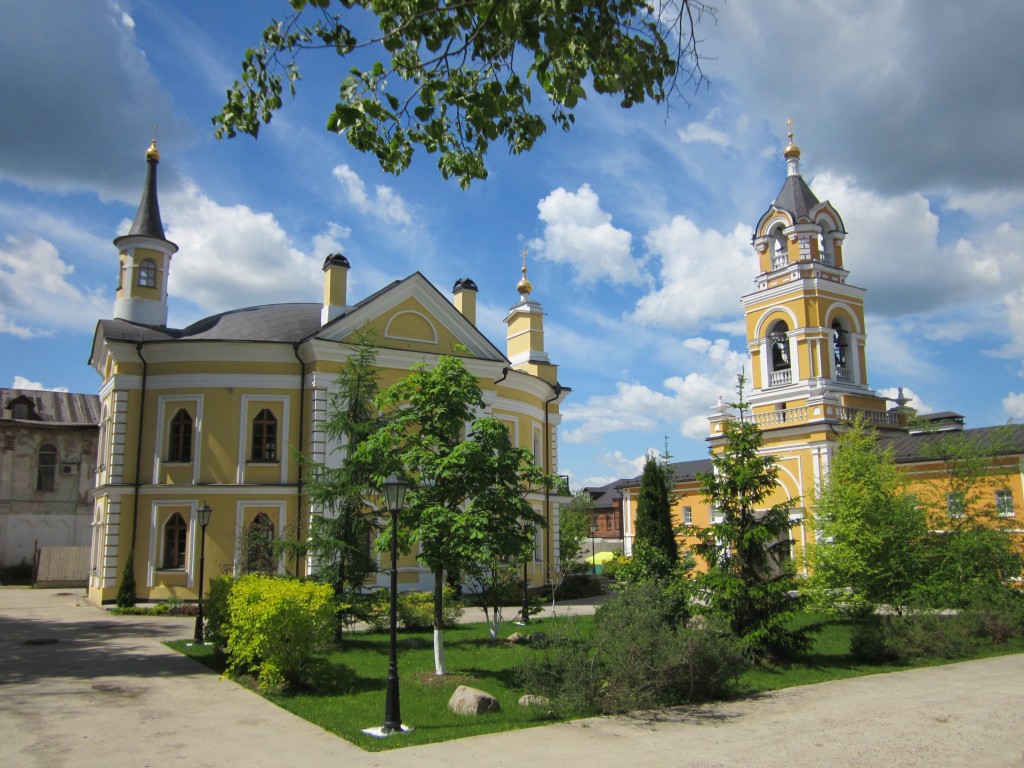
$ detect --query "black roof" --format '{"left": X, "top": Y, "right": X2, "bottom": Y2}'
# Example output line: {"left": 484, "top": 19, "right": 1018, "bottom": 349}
{"left": 127, "top": 155, "right": 167, "bottom": 240}
{"left": 772, "top": 174, "right": 821, "bottom": 223}
{"left": 880, "top": 424, "right": 1024, "bottom": 464}
{"left": 97, "top": 303, "right": 322, "bottom": 345}
{"left": 616, "top": 457, "right": 714, "bottom": 490}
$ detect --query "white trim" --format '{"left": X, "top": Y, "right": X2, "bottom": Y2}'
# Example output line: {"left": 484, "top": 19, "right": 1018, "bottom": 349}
{"left": 237, "top": 395, "right": 291, "bottom": 485}
{"left": 147, "top": 500, "right": 198, "bottom": 588}
{"left": 153, "top": 395, "right": 203, "bottom": 485}
{"left": 383, "top": 309, "right": 439, "bottom": 344}
{"left": 234, "top": 500, "right": 288, "bottom": 576}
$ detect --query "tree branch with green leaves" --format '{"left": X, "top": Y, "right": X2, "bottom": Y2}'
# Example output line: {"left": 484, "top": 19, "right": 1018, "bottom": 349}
{"left": 214, "top": 0, "right": 715, "bottom": 187}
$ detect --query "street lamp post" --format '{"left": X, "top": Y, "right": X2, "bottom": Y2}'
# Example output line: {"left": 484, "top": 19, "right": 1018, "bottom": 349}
{"left": 381, "top": 474, "right": 409, "bottom": 735}
{"left": 590, "top": 518, "right": 597, "bottom": 574}
{"left": 193, "top": 502, "right": 212, "bottom": 644}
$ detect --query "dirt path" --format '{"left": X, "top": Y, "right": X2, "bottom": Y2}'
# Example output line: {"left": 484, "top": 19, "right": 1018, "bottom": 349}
{"left": 2, "top": 588, "right": 1022, "bottom": 767}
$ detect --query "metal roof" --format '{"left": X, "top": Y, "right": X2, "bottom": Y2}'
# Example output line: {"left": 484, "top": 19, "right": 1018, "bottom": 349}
{"left": 879, "top": 424, "right": 1024, "bottom": 464}
{"left": 1, "top": 388, "right": 100, "bottom": 426}
{"left": 772, "top": 174, "right": 821, "bottom": 222}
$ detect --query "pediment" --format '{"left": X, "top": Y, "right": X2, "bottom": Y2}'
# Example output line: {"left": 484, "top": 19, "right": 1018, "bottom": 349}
{"left": 316, "top": 272, "right": 506, "bottom": 362}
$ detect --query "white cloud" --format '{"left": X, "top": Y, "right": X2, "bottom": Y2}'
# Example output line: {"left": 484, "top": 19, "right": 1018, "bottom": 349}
{"left": 332, "top": 165, "right": 413, "bottom": 226}
{"left": 0, "top": 235, "right": 108, "bottom": 335}
{"left": 11, "top": 375, "right": 68, "bottom": 392}
{"left": 163, "top": 183, "right": 321, "bottom": 318}
{"left": 631, "top": 217, "right": 750, "bottom": 330}
{"left": 677, "top": 110, "right": 732, "bottom": 147}
{"left": 561, "top": 336, "right": 743, "bottom": 445}
{"left": 530, "top": 184, "right": 642, "bottom": 286}
{"left": 1003, "top": 392, "right": 1024, "bottom": 421}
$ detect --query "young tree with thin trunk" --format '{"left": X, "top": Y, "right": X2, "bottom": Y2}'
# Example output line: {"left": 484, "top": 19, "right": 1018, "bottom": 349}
{"left": 808, "top": 415, "right": 928, "bottom": 617}
{"left": 356, "top": 354, "right": 549, "bottom": 674}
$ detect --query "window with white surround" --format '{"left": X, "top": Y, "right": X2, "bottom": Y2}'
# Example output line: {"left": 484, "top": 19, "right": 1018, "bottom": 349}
{"left": 710, "top": 505, "right": 724, "bottom": 524}
{"left": 682, "top": 506, "right": 692, "bottom": 525}
{"left": 996, "top": 489, "right": 1014, "bottom": 517}
{"left": 162, "top": 512, "right": 188, "bottom": 569}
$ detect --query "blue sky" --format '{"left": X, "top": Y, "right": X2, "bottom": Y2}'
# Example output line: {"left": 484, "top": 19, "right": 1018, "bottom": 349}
{"left": 4, "top": 1, "right": 1024, "bottom": 489}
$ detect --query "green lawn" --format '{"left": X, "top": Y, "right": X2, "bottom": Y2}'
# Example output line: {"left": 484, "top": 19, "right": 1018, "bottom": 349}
{"left": 170, "top": 613, "right": 1024, "bottom": 752}
{"left": 170, "top": 620, "right": 576, "bottom": 751}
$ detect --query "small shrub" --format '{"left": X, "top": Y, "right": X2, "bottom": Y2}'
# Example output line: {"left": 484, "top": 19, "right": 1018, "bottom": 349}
{"left": 851, "top": 613, "right": 976, "bottom": 663}
{"left": 204, "top": 576, "right": 235, "bottom": 651}
{"left": 960, "top": 586, "right": 1024, "bottom": 644}
{"left": 553, "top": 573, "right": 604, "bottom": 601}
{"left": 116, "top": 550, "right": 137, "bottom": 609}
{"left": 0, "top": 560, "right": 33, "bottom": 585}
{"left": 226, "top": 575, "right": 335, "bottom": 691}
{"left": 363, "top": 588, "right": 464, "bottom": 632}
{"left": 517, "top": 582, "right": 748, "bottom": 715}
{"left": 600, "top": 554, "right": 628, "bottom": 581}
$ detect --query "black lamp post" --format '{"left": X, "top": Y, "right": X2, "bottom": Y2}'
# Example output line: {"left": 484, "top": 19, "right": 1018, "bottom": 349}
{"left": 193, "top": 502, "right": 212, "bottom": 644}
{"left": 590, "top": 518, "right": 597, "bottom": 574}
{"left": 381, "top": 473, "right": 409, "bottom": 735}
{"left": 521, "top": 556, "right": 530, "bottom": 625}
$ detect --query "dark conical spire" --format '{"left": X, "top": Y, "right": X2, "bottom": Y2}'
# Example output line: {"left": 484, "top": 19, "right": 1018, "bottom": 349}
{"left": 128, "top": 139, "right": 167, "bottom": 240}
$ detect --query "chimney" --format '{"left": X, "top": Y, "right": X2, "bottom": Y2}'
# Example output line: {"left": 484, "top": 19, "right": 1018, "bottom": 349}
{"left": 453, "top": 277, "right": 478, "bottom": 325}
{"left": 321, "top": 253, "right": 350, "bottom": 325}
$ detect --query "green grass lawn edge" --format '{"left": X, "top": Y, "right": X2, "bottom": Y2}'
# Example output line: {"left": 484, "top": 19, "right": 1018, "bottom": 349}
{"left": 168, "top": 614, "right": 1024, "bottom": 752}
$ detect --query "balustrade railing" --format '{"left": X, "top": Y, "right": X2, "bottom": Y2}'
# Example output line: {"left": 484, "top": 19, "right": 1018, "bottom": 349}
{"left": 768, "top": 369, "right": 791, "bottom": 387}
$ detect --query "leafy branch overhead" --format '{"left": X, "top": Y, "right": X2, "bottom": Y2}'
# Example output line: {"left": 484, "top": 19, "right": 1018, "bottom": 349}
{"left": 214, "top": 0, "right": 714, "bottom": 187}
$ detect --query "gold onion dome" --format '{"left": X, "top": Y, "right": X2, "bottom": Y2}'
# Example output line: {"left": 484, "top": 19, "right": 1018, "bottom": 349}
{"left": 517, "top": 265, "right": 532, "bottom": 297}
{"left": 146, "top": 138, "right": 160, "bottom": 162}
{"left": 784, "top": 119, "right": 800, "bottom": 160}
{"left": 517, "top": 249, "right": 533, "bottom": 297}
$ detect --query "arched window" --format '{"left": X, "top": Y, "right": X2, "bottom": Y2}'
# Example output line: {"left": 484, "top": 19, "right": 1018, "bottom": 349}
{"left": 251, "top": 409, "right": 277, "bottom": 461}
{"left": 138, "top": 259, "right": 157, "bottom": 288}
{"left": 37, "top": 443, "right": 57, "bottom": 491}
{"left": 244, "top": 512, "right": 275, "bottom": 575}
{"left": 163, "top": 512, "right": 188, "bottom": 569}
{"left": 772, "top": 229, "right": 788, "bottom": 270}
{"left": 168, "top": 409, "right": 193, "bottom": 462}
{"left": 832, "top": 320, "right": 848, "bottom": 369}
{"left": 769, "top": 320, "right": 790, "bottom": 371}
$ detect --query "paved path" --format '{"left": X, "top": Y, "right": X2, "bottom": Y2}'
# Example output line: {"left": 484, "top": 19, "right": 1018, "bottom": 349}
{"left": 2, "top": 587, "right": 1023, "bottom": 767}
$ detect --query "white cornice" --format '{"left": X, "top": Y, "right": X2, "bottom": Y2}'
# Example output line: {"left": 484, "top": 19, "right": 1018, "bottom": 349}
{"left": 742, "top": 276, "right": 865, "bottom": 307}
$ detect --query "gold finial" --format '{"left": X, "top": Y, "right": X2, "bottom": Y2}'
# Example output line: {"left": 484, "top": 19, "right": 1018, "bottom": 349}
{"left": 146, "top": 129, "right": 160, "bottom": 162}
{"left": 784, "top": 117, "right": 800, "bottom": 160}
{"left": 516, "top": 247, "right": 533, "bottom": 298}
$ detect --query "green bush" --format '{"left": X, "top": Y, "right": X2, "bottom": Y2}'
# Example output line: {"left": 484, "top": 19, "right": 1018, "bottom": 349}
{"left": 553, "top": 573, "right": 604, "bottom": 601}
{"left": 0, "top": 560, "right": 33, "bottom": 585}
{"left": 363, "top": 588, "right": 464, "bottom": 632}
{"left": 226, "top": 575, "right": 335, "bottom": 691}
{"left": 517, "top": 582, "right": 748, "bottom": 714}
{"left": 204, "top": 576, "right": 235, "bottom": 651}
{"left": 600, "top": 553, "right": 628, "bottom": 580}
{"left": 116, "top": 550, "right": 137, "bottom": 608}
{"left": 960, "top": 586, "right": 1024, "bottom": 644}
{"left": 851, "top": 613, "right": 976, "bottom": 664}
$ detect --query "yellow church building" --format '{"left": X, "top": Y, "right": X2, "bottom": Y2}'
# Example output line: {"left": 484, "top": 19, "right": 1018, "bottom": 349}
{"left": 86, "top": 142, "right": 570, "bottom": 605}
{"left": 620, "top": 129, "right": 1024, "bottom": 573}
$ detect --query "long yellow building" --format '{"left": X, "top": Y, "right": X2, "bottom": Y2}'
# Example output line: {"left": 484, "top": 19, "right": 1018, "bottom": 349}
{"left": 87, "top": 142, "right": 570, "bottom": 605}
{"left": 621, "top": 130, "right": 1024, "bottom": 571}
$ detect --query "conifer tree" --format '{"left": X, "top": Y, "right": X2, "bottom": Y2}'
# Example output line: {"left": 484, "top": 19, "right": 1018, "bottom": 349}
{"left": 634, "top": 451, "right": 678, "bottom": 568}
{"left": 691, "top": 374, "right": 810, "bottom": 660}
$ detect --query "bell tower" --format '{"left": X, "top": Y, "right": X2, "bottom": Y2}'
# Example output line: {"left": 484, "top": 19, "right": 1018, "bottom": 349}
{"left": 719, "top": 123, "right": 891, "bottom": 435}
{"left": 113, "top": 140, "right": 178, "bottom": 326}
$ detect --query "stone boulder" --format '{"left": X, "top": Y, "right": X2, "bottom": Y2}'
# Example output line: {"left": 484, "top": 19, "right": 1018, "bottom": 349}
{"left": 448, "top": 685, "right": 502, "bottom": 715}
{"left": 517, "top": 694, "right": 551, "bottom": 708}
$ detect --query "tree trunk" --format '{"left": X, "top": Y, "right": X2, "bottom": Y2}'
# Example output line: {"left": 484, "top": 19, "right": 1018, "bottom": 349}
{"left": 433, "top": 568, "right": 447, "bottom": 675}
